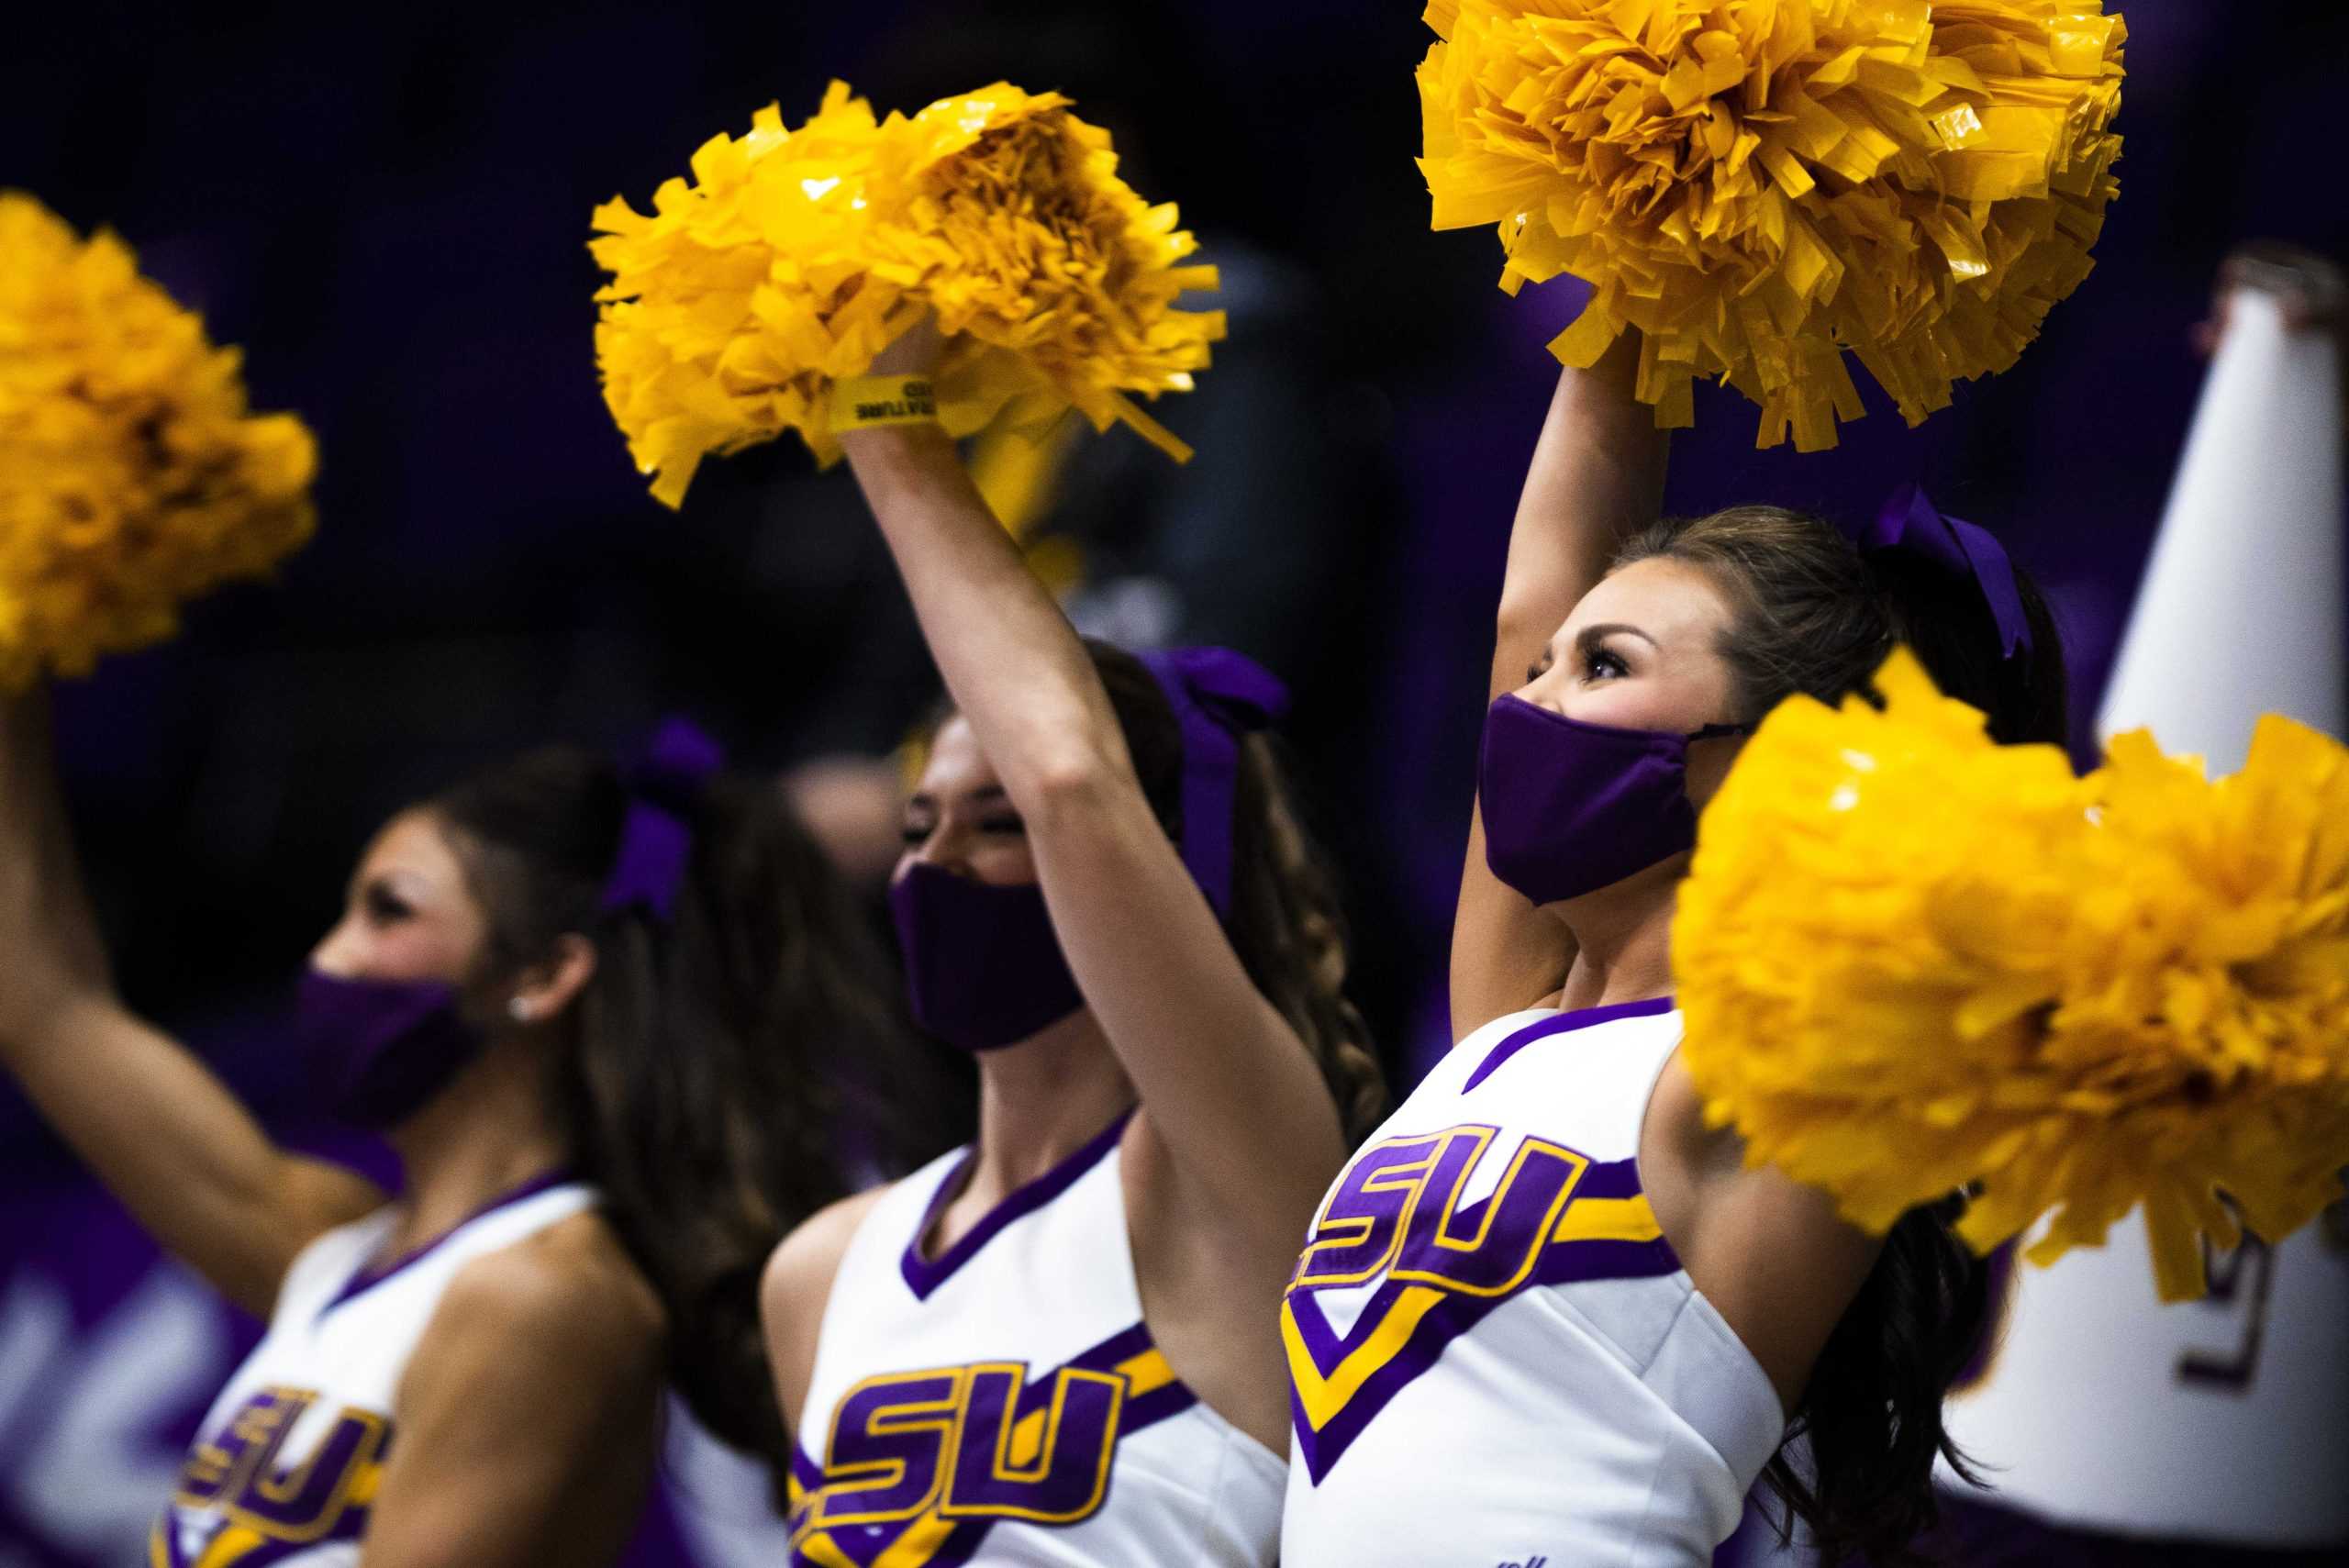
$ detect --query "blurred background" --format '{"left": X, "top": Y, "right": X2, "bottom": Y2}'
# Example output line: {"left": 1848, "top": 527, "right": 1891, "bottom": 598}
{"left": 2, "top": 1, "right": 2343, "bottom": 1562}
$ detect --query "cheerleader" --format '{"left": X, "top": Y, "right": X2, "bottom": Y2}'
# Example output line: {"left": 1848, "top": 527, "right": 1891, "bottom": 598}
{"left": 0, "top": 697, "right": 902, "bottom": 1566}
{"left": 1277, "top": 335, "right": 2071, "bottom": 1566}
{"left": 762, "top": 321, "right": 1385, "bottom": 1567}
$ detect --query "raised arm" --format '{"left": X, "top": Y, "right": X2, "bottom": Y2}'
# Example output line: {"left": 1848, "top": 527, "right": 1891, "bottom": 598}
{"left": 1450, "top": 333, "right": 1667, "bottom": 1038}
{"left": 836, "top": 333, "right": 1344, "bottom": 1239}
{"left": 0, "top": 691, "right": 382, "bottom": 1316}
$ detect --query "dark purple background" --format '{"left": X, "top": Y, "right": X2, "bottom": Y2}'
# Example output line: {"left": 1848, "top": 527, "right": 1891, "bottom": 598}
{"left": 5, "top": 2, "right": 2345, "bottom": 1562}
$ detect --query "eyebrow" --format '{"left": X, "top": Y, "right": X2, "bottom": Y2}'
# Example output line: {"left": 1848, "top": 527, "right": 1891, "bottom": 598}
{"left": 351, "top": 867, "right": 422, "bottom": 903}
{"left": 905, "top": 784, "right": 1009, "bottom": 813}
{"left": 1575, "top": 622, "right": 1659, "bottom": 652}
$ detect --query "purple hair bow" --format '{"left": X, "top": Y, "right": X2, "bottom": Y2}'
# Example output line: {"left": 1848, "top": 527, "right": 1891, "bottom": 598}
{"left": 1856, "top": 484, "right": 2032, "bottom": 661}
{"left": 1137, "top": 647, "right": 1290, "bottom": 919}
{"left": 597, "top": 716, "right": 724, "bottom": 921}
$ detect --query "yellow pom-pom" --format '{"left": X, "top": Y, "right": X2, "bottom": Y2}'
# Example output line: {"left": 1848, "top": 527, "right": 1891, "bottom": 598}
{"left": 0, "top": 194, "right": 318, "bottom": 691}
{"left": 1419, "top": 1, "right": 2126, "bottom": 450}
{"left": 1675, "top": 651, "right": 2349, "bottom": 1301}
{"left": 591, "top": 82, "right": 1225, "bottom": 508}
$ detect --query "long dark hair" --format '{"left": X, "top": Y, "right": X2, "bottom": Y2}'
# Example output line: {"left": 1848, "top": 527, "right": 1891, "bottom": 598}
{"left": 429, "top": 748, "right": 932, "bottom": 1480}
{"left": 1614, "top": 505, "right": 2070, "bottom": 1565}
{"left": 927, "top": 642, "right": 1388, "bottom": 1140}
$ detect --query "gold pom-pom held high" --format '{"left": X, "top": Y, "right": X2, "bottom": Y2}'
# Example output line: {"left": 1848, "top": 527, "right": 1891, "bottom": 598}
{"left": 1418, "top": 1, "right": 2126, "bottom": 450}
{"left": 0, "top": 194, "right": 318, "bottom": 691}
{"left": 591, "top": 83, "right": 1224, "bottom": 508}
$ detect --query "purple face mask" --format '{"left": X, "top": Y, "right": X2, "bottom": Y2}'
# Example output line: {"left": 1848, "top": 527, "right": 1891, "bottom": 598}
{"left": 888, "top": 862, "right": 1087, "bottom": 1053}
{"left": 1477, "top": 694, "right": 1749, "bottom": 907}
{"left": 295, "top": 970, "right": 486, "bottom": 1129}
{"left": 888, "top": 645, "right": 1286, "bottom": 1051}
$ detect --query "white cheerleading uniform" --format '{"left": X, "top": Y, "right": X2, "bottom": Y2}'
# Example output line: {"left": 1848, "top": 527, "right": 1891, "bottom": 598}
{"left": 789, "top": 1111, "right": 1286, "bottom": 1566}
{"left": 1281, "top": 1001, "right": 1784, "bottom": 1568}
{"left": 150, "top": 1173, "right": 596, "bottom": 1568}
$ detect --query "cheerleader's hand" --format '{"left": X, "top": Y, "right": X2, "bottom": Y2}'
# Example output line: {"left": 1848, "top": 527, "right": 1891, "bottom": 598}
{"left": 864, "top": 311, "right": 948, "bottom": 380}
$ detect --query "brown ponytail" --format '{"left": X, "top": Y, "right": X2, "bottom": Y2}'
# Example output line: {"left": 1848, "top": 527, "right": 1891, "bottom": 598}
{"left": 1083, "top": 642, "right": 1389, "bottom": 1142}
{"left": 1611, "top": 505, "right": 2069, "bottom": 1564}
{"left": 429, "top": 747, "right": 940, "bottom": 1483}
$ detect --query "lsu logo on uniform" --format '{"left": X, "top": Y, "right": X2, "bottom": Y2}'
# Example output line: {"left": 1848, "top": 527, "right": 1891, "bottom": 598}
{"left": 802, "top": 1362, "right": 1122, "bottom": 1529}
{"left": 153, "top": 1385, "right": 386, "bottom": 1565}
{"left": 789, "top": 1329, "right": 1190, "bottom": 1564}
{"left": 1283, "top": 1125, "right": 1679, "bottom": 1481}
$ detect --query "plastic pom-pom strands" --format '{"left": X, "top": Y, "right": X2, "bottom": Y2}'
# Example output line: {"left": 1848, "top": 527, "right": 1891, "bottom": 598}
{"left": 0, "top": 195, "right": 317, "bottom": 692}
{"left": 592, "top": 83, "right": 1226, "bottom": 508}
{"left": 1418, "top": 1, "right": 2127, "bottom": 450}
{"left": 1675, "top": 651, "right": 2349, "bottom": 1303}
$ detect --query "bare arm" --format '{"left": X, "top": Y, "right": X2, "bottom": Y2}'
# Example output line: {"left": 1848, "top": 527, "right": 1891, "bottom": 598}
{"left": 361, "top": 1229, "right": 664, "bottom": 1568}
{"left": 0, "top": 691, "right": 381, "bottom": 1315}
{"left": 1644, "top": 1060, "right": 1879, "bottom": 1411}
{"left": 760, "top": 1187, "right": 889, "bottom": 1440}
{"left": 837, "top": 342, "right": 1345, "bottom": 1243}
{"left": 1451, "top": 334, "right": 1668, "bottom": 1038}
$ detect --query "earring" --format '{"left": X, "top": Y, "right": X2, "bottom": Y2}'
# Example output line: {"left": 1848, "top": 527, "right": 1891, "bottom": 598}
{"left": 507, "top": 996, "right": 533, "bottom": 1023}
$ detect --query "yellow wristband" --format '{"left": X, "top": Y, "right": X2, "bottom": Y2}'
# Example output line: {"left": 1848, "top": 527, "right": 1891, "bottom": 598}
{"left": 830, "top": 374, "right": 941, "bottom": 433}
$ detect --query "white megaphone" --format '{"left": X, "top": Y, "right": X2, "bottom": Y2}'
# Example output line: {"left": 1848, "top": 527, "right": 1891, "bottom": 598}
{"left": 1942, "top": 286, "right": 2348, "bottom": 1548}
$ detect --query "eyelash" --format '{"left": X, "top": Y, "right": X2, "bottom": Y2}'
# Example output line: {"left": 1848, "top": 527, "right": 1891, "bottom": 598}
{"left": 900, "top": 815, "right": 1026, "bottom": 846}
{"left": 363, "top": 886, "right": 412, "bottom": 923}
{"left": 1582, "top": 647, "right": 1629, "bottom": 681}
{"left": 1531, "top": 646, "right": 1629, "bottom": 684}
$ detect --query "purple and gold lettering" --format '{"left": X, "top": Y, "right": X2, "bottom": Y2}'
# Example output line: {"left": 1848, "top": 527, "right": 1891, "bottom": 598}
{"left": 167, "top": 1387, "right": 387, "bottom": 1546}
{"left": 172, "top": 1388, "right": 305, "bottom": 1510}
{"left": 944, "top": 1363, "right": 1124, "bottom": 1522}
{"left": 1292, "top": 1133, "right": 1450, "bottom": 1286}
{"left": 809, "top": 1370, "right": 967, "bottom": 1527}
{"left": 1391, "top": 1130, "right": 1586, "bottom": 1296}
{"left": 1284, "top": 1128, "right": 1680, "bottom": 1480}
{"left": 799, "top": 1360, "right": 1134, "bottom": 1541}
{"left": 222, "top": 1406, "right": 387, "bottom": 1542}
{"left": 1294, "top": 1127, "right": 1588, "bottom": 1297}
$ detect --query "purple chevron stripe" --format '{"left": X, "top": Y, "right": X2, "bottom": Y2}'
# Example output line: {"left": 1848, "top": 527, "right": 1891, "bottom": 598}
{"left": 1284, "top": 1278, "right": 1415, "bottom": 1381}
{"left": 222, "top": 1534, "right": 360, "bottom": 1568}
{"left": 788, "top": 1441, "right": 924, "bottom": 1568}
{"left": 1028, "top": 1319, "right": 1199, "bottom": 1436}
{"left": 155, "top": 1520, "right": 364, "bottom": 1568}
{"left": 1459, "top": 996, "right": 1675, "bottom": 1095}
{"left": 1060, "top": 1321, "right": 1155, "bottom": 1378}
{"left": 1287, "top": 1280, "right": 1497, "bottom": 1485}
{"left": 788, "top": 1500, "right": 996, "bottom": 1568}
{"left": 1282, "top": 1160, "right": 1663, "bottom": 1373}
{"left": 791, "top": 1509, "right": 919, "bottom": 1567}
{"left": 1120, "top": 1377, "right": 1200, "bottom": 1433}
{"left": 1532, "top": 1234, "right": 1676, "bottom": 1284}
{"left": 1286, "top": 1190, "right": 1681, "bottom": 1483}
{"left": 1569, "top": 1157, "right": 1647, "bottom": 1203}
{"left": 911, "top": 1518, "right": 1000, "bottom": 1567}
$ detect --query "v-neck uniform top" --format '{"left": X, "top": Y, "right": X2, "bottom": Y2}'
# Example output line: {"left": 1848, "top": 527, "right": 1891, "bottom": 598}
{"left": 789, "top": 1114, "right": 1286, "bottom": 1566}
{"left": 150, "top": 1173, "right": 596, "bottom": 1568}
{"left": 1279, "top": 1003, "right": 1784, "bottom": 1568}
